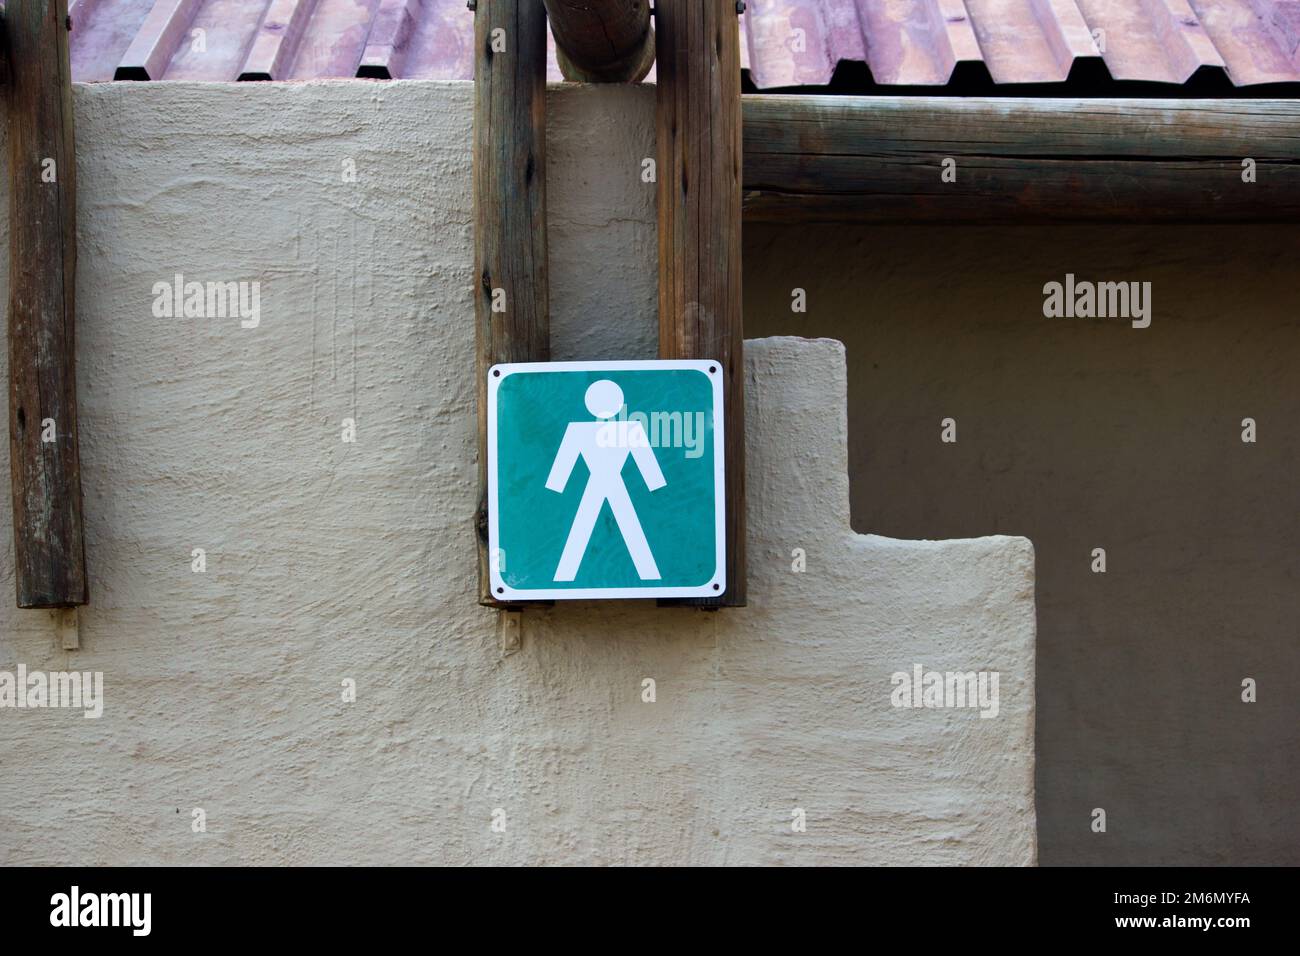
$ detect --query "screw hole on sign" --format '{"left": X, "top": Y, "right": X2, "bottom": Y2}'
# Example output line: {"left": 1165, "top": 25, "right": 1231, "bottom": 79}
{"left": 496, "top": 587, "right": 504, "bottom": 594}
{"left": 493, "top": 369, "right": 501, "bottom": 377}
{"left": 712, "top": 583, "right": 720, "bottom": 591}
{"left": 708, "top": 365, "right": 717, "bottom": 374}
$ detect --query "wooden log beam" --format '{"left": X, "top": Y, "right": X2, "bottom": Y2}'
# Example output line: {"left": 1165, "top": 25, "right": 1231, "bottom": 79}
{"left": 655, "top": 0, "right": 746, "bottom": 607}
{"left": 742, "top": 96, "right": 1300, "bottom": 223}
{"left": 543, "top": 0, "right": 654, "bottom": 83}
{"left": 5, "top": 0, "right": 89, "bottom": 608}
{"left": 474, "top": 0, "right": 550, "bottom": 607}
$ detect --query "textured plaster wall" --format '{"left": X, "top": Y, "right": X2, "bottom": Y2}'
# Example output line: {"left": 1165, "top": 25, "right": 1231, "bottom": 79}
{"left": 0, "top": 82, "right": 1034, "bottom": 865}
{"left": 745, "top": 222, "right": 1299, "bottom": 866}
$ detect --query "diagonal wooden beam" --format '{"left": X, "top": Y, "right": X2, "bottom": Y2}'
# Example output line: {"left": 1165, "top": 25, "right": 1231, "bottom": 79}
{"left": 655, "top": 0, "right": 746, "bottom": 607}
{"left": 5, "top": 0, "right": 89, "bottom": 608}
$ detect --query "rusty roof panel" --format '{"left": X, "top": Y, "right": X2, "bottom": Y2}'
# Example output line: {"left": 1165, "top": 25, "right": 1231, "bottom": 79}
{"left": 1192, "top": 0, "right": 1300, "bottom": 85}
{"left": 1073, "top": 0, "right": 1225, "bottom": 84}
{"left": 61, "top": 0, "right": 1300, "bottom": 88}
{"left": 285, "top": 0, "right": 376, "bottom": 80}
{"left": 963, "top": 0, "right": 1096, "bottom": 84}
{"left": 744, "top": 0, "right": 864, "bottom": 87}
{"left": 68, "top": 0, "right": 156, "bottom": 82}
{"left": 165, "top": 0, "right": 269, "bottom": 81}
{"left": 745, "top": 0, "right": 1299, "bottom": 87}
{"left": 357, "top": 0, "right": 422, "bottom": 78}
{"left": 239, "top": 0, "right": 318, "bottom": 81}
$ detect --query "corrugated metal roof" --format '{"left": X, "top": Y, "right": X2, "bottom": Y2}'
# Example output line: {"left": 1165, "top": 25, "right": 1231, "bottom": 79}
{"left": 747, "top": 0, "right": 1300, "bottom": 88}
{"left": 57, "top": 0, "right": 1300, "bottom": 88}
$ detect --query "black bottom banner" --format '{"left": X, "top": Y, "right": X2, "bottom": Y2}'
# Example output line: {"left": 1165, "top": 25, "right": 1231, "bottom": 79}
{"left": 0, "top": 865, "right": 1286, "bottom": 941}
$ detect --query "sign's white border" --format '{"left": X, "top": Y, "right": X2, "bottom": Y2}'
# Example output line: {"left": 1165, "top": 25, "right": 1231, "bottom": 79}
{"left": 488, "top": 360, "right": 726, "bottom": 600}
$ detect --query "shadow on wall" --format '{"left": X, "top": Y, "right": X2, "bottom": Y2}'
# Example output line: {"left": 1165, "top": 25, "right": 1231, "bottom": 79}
{"left": 744, "top": 223, "right": 1300, "bottom": 866}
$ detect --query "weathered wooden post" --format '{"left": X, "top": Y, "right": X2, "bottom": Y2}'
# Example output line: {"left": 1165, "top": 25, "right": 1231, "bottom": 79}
{"left": 654, "top": 0, "right": 746, "bottom": 606}
{"left": 543, "top": 0, "right": 655, "bottom": 83}
{"left": 5, "top": 0, "right": 90, "bottom": 609}
{"left": 473, "top": 0, "right": 550, "bottom": 607}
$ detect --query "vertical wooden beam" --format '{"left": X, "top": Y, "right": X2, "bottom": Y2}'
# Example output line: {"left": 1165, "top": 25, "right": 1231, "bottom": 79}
{"left": 655, "top": 0, "right": 746, "bottom": 606}
{"left": 543, "top": 0, "right": 655, "bottom": 83}
{"left": 6, "top": 0, "right": 89, "bottom": 608}
{"left": 474, "top": 0, "right": 550, "bottom": 607}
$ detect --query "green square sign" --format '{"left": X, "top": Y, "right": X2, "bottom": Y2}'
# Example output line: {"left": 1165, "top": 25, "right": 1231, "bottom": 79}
{"left": 488, "top": 360, "right": 725, "bottom": 600}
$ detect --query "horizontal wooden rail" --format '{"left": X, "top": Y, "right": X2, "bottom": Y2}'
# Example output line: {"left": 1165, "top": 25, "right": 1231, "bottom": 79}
{"left": 742, "top": 96, "right": 1300, "bottom": 223}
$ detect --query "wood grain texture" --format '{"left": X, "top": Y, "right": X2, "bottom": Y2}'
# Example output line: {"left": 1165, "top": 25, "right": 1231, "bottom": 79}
{"left": 743, "top": 96, "right": 1300, "bottom": 223}
{"left": 6, "top": 0, "right": 89, "bottom": 608}
{"left": 543, "top": 0, "right": 654, "bottom": 83}
{"left": 655, "top": 0, "right": 746, "bottom": 607}
{"left": 474, "top": 0, "right": 550, "bottom": 608}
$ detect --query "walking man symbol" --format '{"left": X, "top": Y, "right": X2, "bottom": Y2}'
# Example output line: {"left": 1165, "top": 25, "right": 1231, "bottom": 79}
{"left": 545, "top": 380, "right": 666, "bottom": 581}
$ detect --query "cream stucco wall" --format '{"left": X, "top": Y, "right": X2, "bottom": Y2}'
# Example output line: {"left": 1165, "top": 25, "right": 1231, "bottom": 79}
{"left": 0, "top": 82, "right": 1035, "bottom": 865}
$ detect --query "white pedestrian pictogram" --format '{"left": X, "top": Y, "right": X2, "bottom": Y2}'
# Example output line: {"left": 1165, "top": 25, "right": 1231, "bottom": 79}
{"left": 545, "top": 380, "right": 666, "bottom": 581}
